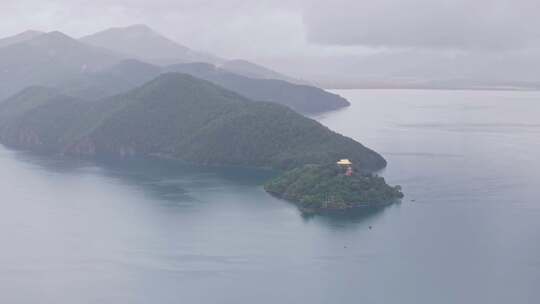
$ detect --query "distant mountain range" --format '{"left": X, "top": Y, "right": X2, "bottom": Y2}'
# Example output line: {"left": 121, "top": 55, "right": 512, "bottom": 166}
{"left": 0, "top": 22, "right": 409, "bottom": 213}
{"left": 0, "top": 30, "right": 44, "bottom": 48}
{"left": 0, "top": 25, "right": 391, "bottom": 200}
{"left": 0, "top": 31, "right": 121, "bottom": 100}
{"left": 166, "top": 62, "right": 347, "bottom": 113}
{"left": 0, "top": 74, "right": 385, "bottom": 171}
{"left": 79, "top": 24, "right": 222, "bottom": 65}
{"left": 57, "top": 59, "right": 348, "bottom": 114}
{"left": 0, "top": 26, "right": 348, "bottom": 113}
{"left": 218, "top": 59, "right": 308, "bottom": 85}
{"left": 5, "top": 25, "right": 537, "bottom": 92}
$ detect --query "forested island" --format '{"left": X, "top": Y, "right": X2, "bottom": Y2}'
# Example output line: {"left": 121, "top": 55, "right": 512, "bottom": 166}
{"left": 0, "top": 26, "right": 404, "bottom": 214}
{"left": 0, "top": 72, "right": 403, "bottom": 213}
{"left": 265, "top": 162, "right": 403, "bottom": 213}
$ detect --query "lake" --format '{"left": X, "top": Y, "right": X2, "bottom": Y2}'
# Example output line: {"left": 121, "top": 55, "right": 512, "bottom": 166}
{"left": 1, "top": 89, "right": 539, "bottom": 303}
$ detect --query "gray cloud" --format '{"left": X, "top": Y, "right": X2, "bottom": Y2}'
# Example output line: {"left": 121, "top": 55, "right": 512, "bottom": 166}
{"left": 2, "top": 0, "right": 540, "bottom": 86}
{"left": 1, "top": 0, "right": 307, "bottom": 59}
{"left": 303, "top": 0, "right": 540, "bottom": 50}
{"left": 3, "top": 0, "right": 540, "bottom": 54}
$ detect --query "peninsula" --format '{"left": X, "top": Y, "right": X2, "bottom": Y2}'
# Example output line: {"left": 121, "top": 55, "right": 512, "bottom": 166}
{"left": 0, "top": 73, "right": 402, "bottom": 213}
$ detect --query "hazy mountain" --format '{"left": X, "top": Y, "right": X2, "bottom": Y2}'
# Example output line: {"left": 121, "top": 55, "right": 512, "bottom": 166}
{"left": 0, "top": 86, "right": 88, "bottom": 150}
{"left": 219, "top": 59, "right": 308, "bottom": 85}
{"left": 59, "top": 59, "right": 161, "bottom": 100}
{"left": 0, "top": 86, "right": 62, "bottom": 127}
{"left": 80, "top": 25, "right": 307, "bottom": 84}
{"left": 166, "top": 63, "right": 349, "bottom": 114}
{"left": 0, "top": 73, "right": 385, "bottom": 171}
{"left": 80, "top": 24, "right": 222, "bottom": 65}
{"left": 48, "top": 60, "right": 348, "bottom": 114}
{"left": 0, "top": 30, "right": 44, "bottom": 48}
{"left": 0, "top": 31, "right": 122, "bottom": 100}
{"left": 0, "top": 27, "right": 348, "bottom": 114}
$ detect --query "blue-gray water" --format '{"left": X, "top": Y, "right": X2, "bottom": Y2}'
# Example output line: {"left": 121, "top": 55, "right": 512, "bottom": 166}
{"left": 1, "top": 89, "right": 539, "bottom": 303}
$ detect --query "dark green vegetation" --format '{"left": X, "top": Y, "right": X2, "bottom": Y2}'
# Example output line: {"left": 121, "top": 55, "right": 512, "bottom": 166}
{"left": 265, "top": 164, "right": 404, "bottom": 212}
{"left": 0, "top": 73, "right": 385, "bottom": 171}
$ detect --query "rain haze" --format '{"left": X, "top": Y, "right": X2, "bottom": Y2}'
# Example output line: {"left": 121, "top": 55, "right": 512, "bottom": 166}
{"left": 3, "top": 0, "right": 540, "bottom": 88}
{"left": 1, "top": 2, "right": 540, "bottom": 304}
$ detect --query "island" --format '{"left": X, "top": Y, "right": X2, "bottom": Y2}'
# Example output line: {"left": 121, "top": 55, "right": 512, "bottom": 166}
{"left": 0, "top": 73, "right": 402, "bottom": 214}
{"left": 265, "top": 159, "right": 403, "bottom": 213}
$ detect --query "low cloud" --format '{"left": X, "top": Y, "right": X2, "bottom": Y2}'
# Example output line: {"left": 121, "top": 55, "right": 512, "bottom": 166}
{"left": 303, "top": 0, "right": 540, "bottom": 50}
{"left": 2, "top": 0, "right": 540, "bottom": 84}
{"left": 4, "top": 0, "right": 540, "bottom": 53}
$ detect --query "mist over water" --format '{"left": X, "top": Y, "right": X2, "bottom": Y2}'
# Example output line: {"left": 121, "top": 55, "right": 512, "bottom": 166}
{"left": 1, "top": 89, "right": 539, "bottom": 303}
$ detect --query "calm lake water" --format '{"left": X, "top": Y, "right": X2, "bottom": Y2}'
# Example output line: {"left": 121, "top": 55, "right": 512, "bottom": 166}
{"left": 1, "top": 89, "right": 539, "bottom": 303}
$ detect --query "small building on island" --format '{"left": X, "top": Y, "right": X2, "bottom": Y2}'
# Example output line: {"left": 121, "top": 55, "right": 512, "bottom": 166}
{"left": 337, "top": 159, "right": 352, "bottom": 166}
{"left": 337, "top": 159, "right": 354, "bottom": 176}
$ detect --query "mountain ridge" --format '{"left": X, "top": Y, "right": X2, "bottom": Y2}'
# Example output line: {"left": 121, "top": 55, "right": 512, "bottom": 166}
{"left": 0, "top": 30, "right": 44, "bottom": 48}
{"left": 0, "top": 73, "right": 385, "bottom": 171}
{"left": 46, "top": 59, "right": 350, "bottom": 114}
{"left": 0, "top": 31, "right": 123, "bottom": 100}
{"left": 80, "top": 24, "right": 222, "bottom": 65}
{"left": 219, "top": 59, "right": 309, "bottom": 85}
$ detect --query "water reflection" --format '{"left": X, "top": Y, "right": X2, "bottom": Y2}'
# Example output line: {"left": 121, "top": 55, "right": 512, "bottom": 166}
{"left": 3, "top": 89, "right": 540, "bottom": 304}
{"left": 7, "top": 147, "right": 387, "bottom": 226}
{"left": 299, "top": 204, "right": 392, "bottom": 230}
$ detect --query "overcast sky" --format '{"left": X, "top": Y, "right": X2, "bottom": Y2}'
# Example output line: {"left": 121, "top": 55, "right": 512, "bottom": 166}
{"left": 2, "top": 0, "right": 539, "bottom": 84}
